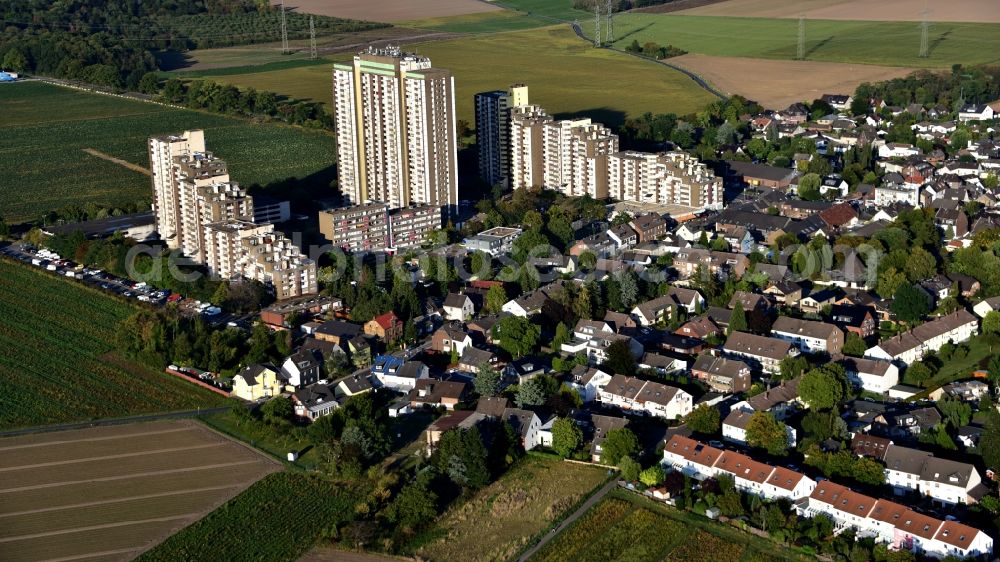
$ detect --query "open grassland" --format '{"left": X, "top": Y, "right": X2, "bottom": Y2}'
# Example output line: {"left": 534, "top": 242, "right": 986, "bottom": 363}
{"left": 412, "top": 454, "right": 607, "bottom": 562}
{"left": 276, "top": 0, "right": 501, "bottom": 22}
{"left": 0, "top": 82, "right": 334, "bottom": 223}
{"left": 532, "top": 494, "right": 803, "bottom": 562}
{"left": 608, "top": 14, "right": 1000, "bottom": 67}
{"left": 0, "top": 259, "right": 227, "bottom": 430}
{"left": 404, "top": 10, "right": 552, "bottom": 33}
{"left": 199, "top": 26, "right": 716, "bottom": 126}
{"left": 669, "top": 54, "right": 915, "bottom": 109}
{"left": 0, "top": 420, "right": 278, "bottom": 562}
{"left": 136, "top": 470, "right": 361, "bottom": 562}
{"left": 672, "top": 0, "right": 1000, "bottom": 23}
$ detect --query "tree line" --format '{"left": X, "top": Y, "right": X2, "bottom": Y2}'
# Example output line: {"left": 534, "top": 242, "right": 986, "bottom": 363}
{"left": 0, "top": 0, "right": 386, "bottom": 90}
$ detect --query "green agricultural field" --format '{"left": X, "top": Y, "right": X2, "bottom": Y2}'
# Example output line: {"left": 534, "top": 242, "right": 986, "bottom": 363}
{"left": 196, "top": 26, "right": 716, "bottom": 127}
{"left": 494, "top": 0, "right": 591, "bottom": 21}
{"left": 136, "top": 471, "right": 362, "bottom": 562}
{"left": 534, "top": 494, "right": 805, "bottom": 562}
{"left": 0, "top": 259, "right": 226, "bottom": 430}
{"left": 608, "top": 14, "right": 1000, "bottom": 68}
{"left": 0, "top": 82, "right": 335, "bottom": 223}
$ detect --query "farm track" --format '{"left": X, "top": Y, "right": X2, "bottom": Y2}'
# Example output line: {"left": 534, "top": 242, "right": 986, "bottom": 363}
{"left": 81, "top": 148, "right": 151, "bottom": 176}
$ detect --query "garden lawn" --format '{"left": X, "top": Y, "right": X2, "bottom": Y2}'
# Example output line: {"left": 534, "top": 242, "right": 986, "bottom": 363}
{"left": 410, "top": 453, "right": 607, "bottom": 562}
{"left": 0, "top": 81, "right": 335, "bottom": 223}
{"left": 608, "top": 14, "right": 1000, "bottom": 68}
{"left": 0, "top": 259, "right": 225, "bottom": 430}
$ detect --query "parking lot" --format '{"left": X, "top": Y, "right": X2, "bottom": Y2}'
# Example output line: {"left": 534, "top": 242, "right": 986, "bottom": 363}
{"left": 0, "top": 242, "right": 248, "bottom": 328}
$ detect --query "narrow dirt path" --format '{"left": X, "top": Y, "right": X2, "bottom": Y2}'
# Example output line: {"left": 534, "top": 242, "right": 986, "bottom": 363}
{"left": 81, "top": 148, "right": 151, "bottom": 176}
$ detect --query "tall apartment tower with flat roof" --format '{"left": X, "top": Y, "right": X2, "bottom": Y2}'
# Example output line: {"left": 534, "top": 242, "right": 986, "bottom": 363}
{"left": 333, "top": 47, "right": 458, "bottom": 212}
{"left": 475, "top": 84, "right": 529, "bottom": 189}
{"left": 149, "top": 130, "right": 229, "bottom": 250}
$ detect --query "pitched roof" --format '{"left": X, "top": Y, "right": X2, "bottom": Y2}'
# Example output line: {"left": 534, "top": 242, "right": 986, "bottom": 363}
{"left": 875, "top": 309, "right": 977, "bottom": 357}
{"left": 724, "top": 331, "right": 793, "bottom": 361}
{"left": 809, "top": 480, "right": 876, "bottom": 520}
{"left": 771, "top": 316, "right": 841, "bottom": 341}
{"left": 371, "top": 311, "right": 400, "bottom": 330}
{"left": 850, "top": 434, "right": 893, "bottom": 460}
{"left": 715, "top": 450, "right": 774, "bottom": 484}
{"left": 692, "top": 354, "right": 749, "bottom": 379}
{"left": 766, "top": 466, "right": 805, "bottom": 491}
{"left": 746, "top": 377, "right": 801, "bottom": 411}
{"left": 443, "top": 293, "right": 471, "bottom": 308}
{"left": 723, "top": 409, "right": 753, "bottom": 430}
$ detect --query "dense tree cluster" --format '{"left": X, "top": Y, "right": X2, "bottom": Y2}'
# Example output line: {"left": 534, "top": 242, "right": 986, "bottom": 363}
{"left": 158, "top": 78, "right": 332, "bottom": 129}
{"left": 851, "top": 66, "right": 1000, "bottom": 116}
{"left": 0, "top": 1, "right": 385, "bottom": 89}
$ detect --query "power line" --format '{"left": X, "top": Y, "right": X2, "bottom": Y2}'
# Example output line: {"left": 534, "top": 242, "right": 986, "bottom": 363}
{"left": 309, "top": 15, "right": 317, "bottom": 59}
{"left": 594, "top": 2, "right": 601, "bottom": 48}
{"left": 605, "top": 0, "right": 614, "bottom": 45}
{"left": 797, "top": 15, "right": 805, "bottom": 60}
{"left": 919, "top": 0, "right": 930, "bottom": 58}
{"left": 280, "top": 0, "right": 289, "bottom": 55}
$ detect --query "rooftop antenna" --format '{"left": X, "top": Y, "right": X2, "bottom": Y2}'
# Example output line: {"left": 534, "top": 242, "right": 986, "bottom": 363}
{"left": 280, "top": 0, "right": 289, "bottom": 55}
{"left": 594, "top": 2, "right": 601, "bottom": 47}
{"left": 309, "top": 15, "right": 317, "bottom": 59}
{"left": 797, "top": 15, "right": 805, "bottom": 60}
{"left": 606, "top": 0, "right": 614, "bottom": 45}
{"left": 919, "top": 0, "right": 930, "bottom": 58}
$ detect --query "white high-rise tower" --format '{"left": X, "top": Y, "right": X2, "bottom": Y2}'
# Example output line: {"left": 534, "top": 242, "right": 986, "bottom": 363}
{"left": 332, "top": 47, "right": 458, "bottom": 213}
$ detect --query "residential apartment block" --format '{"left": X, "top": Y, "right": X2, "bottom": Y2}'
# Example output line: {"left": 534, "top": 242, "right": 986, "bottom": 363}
{"left": 508, "top": 103, "right": 721, "bottom": 211}
{"left": 474, "top": 84, "right": 529, "bottom": 188}
{"left": 150, "top": 130, "right": 316, "bottom": 299}
{"left": 318, "top": 203, "right": 441, "bottom": 253}
{"left": 149, "top": 130, "right": 228, "bottom": 251}
{"left": 333, "top": 47, "right": 458, "bottom": 211}
{"left": 608, "top": 151, "right": 723, "bottom": 210}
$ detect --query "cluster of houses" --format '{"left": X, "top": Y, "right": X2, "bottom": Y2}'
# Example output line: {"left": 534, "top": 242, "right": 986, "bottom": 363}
{"left": 663, "top": 435, "right": 993, "bottom": 560}
{"left": 204, "top": 90, "right": 1000, "bottom": 561}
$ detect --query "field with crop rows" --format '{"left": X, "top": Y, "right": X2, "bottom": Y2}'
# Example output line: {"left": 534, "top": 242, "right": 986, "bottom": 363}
{"left": 0, "top": 420, "right": 278, "bottom": 562}
{"left": 0, "top": 259, "right": 226, "bottom": 430}
{"left": 532, "top": 497, "right": 791, "bottom": 562}
{"left": 0, "top": 82, "right": 335, "bottom": 223}
{"left": 136, "top": 471, "right": 361, "bottom": 562}
{"left": 412, "top": 454, "right": 607, "bottom": 561}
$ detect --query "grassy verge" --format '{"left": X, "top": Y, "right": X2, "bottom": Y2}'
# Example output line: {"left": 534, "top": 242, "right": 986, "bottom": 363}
{"left": 198, "top": 411, "right": 317, "bottom": 469}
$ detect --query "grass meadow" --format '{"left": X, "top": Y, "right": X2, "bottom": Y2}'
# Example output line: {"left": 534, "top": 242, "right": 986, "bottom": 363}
{"left": 533, "top": 493, "right": 807, "bottom": 562}
{"left": 193, "top": 26, "right": 717, "bottom": 127}
{"left": 0, "top": 82, "right": 335, "bottom": 223}
{"left": 608, "top": 14, "right": 1000, "bottom": 68}
{"left": 409, "top": 453, "right": 608, "bottom": 561}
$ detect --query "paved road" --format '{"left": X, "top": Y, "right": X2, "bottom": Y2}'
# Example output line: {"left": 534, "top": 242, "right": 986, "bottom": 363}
{"left": 0, "top": 407, "right": 230, "bottom": 438}
{"left": 516, "top": 478, "right": 619, "bottom": 562}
